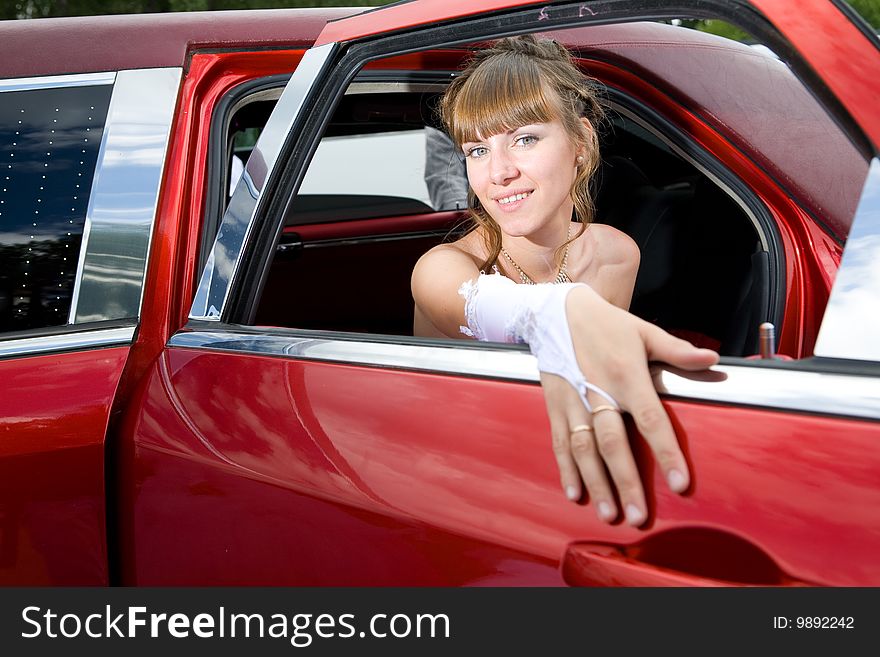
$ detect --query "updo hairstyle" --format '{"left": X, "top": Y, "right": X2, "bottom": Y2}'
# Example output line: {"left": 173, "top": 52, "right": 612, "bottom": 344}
{"left": 440, "top": 34, "right": 606, "bottom": 272}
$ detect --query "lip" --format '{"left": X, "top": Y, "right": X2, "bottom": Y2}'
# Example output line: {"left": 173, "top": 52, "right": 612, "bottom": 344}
{"left": 492, "top": 189, "right": 534, "bottom": 211}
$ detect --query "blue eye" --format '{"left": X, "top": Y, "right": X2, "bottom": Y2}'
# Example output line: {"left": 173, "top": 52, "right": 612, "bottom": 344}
{"left": 466, "top": 146, "right": 488, "bottom": 159}
{"left": 515, "top": 135, "right": 538, "bottom": 147}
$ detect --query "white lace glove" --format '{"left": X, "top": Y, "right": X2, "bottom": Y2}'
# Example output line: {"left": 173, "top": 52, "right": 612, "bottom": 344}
{"left": 459, "top": 273, "right": 618, "bottom": 411}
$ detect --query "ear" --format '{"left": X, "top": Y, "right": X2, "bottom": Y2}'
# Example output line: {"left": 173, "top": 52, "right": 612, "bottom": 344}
{"left": 576, "top": 117, "right": 593, "bottom": 162}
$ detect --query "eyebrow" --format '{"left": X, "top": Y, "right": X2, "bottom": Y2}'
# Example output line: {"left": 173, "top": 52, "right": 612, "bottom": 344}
{"left": 464, "top": 125, "right": 545, "bottom": 144}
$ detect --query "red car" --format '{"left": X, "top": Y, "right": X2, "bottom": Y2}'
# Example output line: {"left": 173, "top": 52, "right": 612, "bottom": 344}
{"left": 1, "top": 0, "right": 878, "bottom": 586}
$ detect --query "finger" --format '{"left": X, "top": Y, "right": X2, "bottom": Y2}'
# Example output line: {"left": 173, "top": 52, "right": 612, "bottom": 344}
{"left": 640, "top": 322, "right": 720, "bottom": 370}
{"left": 591, "top": 407, "right": 647, "bottom": 526}
{"left": 568, "top": 422, "right": 618, "bottom": 522}
{"left": 550, "top": 417, "right": 583, "bottom": 502}
{"left": 621, "top": 375, "right": 690, "bottom": 494}
{"left": 540, "top": 374, "right": 584, "bottom": 502}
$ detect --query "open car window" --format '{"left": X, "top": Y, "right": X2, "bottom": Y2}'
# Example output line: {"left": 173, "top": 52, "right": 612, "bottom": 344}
{"left": 202, "top": 16, "right": 870, "bottom": 363}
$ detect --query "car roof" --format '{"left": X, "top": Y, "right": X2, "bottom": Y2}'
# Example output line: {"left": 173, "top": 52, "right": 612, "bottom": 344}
{"left": 315, "top": 0, "right": 546, "bottom": 46}
{"left": 0, "top": 8, "right": 360, "bottom": 79}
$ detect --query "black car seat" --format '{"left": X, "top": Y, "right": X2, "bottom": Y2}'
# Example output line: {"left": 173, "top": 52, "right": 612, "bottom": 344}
{"left": 594, "top": 155, "right": 698, "bottom": 331}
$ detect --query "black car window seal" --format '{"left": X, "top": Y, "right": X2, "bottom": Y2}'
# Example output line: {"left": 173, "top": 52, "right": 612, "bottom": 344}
{"left": 227, "top": 0, "right": 872, "bottom": 328}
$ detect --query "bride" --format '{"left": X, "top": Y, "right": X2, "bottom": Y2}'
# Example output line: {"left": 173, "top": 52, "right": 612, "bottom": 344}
{"left": 412, "top": 35, "right": 718, "bottom": 526}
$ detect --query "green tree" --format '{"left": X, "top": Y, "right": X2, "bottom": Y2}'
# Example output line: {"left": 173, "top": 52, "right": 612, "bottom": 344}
{"left": 849, "top": 0, "right": 880, "bottom": 28}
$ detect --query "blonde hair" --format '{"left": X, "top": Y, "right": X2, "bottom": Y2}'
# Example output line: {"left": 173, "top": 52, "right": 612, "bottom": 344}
{"left": 441, "top": 35, "right": 605, "bottom": 272}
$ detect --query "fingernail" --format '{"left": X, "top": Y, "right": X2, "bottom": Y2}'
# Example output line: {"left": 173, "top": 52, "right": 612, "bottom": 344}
{"left": 598, "top": 501, "right": 615, "bottom": 521}
{"left": 625, "top": 504, "right": 645, "bottom": 526}
{"left": 565, "top": 485, "right": 579, "bottom": 501}
{"left": 667, "top": 468, "right": 688, "bottom": 493}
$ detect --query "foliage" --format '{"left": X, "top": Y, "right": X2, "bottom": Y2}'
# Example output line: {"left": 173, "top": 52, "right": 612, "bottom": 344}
{"left": 849, "top": 0, "right": 880, "bottom": 28}
{"left": 680, "top": 1, "right": 880, "bottom": 44}
{"left": 677, "top": 18, "right": 750, "bottom": 42}
{"left": 0, "top": 0, "right": 395, "bottom": 20}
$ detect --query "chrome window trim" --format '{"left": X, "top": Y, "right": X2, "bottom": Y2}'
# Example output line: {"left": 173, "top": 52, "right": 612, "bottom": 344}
{"left": 226, "top": 87, "right": 284, "bottom": 128}
{"left": 68, "top": 77, "right": 117, "bottom": 323}
{"left": 169, "top": 329, "right": 880, "bottom": 422}
{"left": 814, "top": 157, "right": 880, "bottom": 362}
{"left": 0, "top": 72, "right": 115, "bottom": 93}
{"left": 69, "top": 68, "right": 181, "bottom": 324}
{"left": 344, "top": 81, "right": 448, "bottom": 95}
{"left": 0, "top": 326, "right": 135, "bottom": 358}
{"left": 191, "top": 43, "right": 338, "bottom": 321}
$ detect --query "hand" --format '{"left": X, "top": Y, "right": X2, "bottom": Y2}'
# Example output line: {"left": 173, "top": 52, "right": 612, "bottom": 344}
{"left": 541, "top": 285, "right": 719, "bottom": 526}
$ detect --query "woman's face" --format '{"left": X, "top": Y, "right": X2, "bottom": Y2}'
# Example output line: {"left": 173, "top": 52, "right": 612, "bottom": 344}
{"left": 462, "top": 117, "right": 582, "bottom": 239}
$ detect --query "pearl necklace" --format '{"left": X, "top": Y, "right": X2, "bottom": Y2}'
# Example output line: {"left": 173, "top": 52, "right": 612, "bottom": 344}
{"left": 500, "top": 224, "right": 573, "bottom": 285}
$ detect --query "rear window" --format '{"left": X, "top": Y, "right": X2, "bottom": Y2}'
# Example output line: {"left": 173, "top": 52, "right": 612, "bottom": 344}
{"left": 0, "top": 83, "right": 111, "bottom": 333}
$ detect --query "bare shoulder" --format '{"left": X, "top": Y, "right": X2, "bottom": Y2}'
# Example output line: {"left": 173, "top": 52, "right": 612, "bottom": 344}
{"left": 412, "top": 241, "right": 481, "bottom": 283}
{"left": 411, "top": 239, "right": 482, "bottom": 307}
{"left": 587, "top": 223, "right": 640, "bottom": 268}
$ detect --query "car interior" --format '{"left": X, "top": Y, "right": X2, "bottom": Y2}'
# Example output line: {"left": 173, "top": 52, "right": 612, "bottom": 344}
{"left": 216, "top": 47, "right": 771, "bottom": 357}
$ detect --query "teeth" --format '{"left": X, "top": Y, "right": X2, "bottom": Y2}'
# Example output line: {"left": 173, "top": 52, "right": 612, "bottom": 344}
{"left": 498, "top": 192, "right": 531, "bottom": 205}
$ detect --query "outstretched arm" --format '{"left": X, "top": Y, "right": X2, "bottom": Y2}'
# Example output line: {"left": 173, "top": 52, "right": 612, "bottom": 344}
{"left": 412, "top": 250, "right": 719, "bottom": 526}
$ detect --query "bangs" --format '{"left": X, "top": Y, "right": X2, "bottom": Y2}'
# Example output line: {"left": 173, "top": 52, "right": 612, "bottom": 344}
{"left": 448, "top": 54, "right": 560, "bottom": 145}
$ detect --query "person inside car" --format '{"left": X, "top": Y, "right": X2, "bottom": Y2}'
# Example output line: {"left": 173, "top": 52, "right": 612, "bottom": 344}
{"left": 411, "top": 35, "right": 719, "bottom": 526}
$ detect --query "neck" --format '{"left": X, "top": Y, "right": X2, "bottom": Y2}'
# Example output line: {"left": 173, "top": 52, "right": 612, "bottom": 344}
{"left": 500, "top": 220, "right": 572, "bottom": 283}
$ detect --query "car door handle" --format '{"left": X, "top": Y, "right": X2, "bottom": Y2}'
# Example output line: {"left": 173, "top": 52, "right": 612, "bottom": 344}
{"left": 562, "top": 539, "right": 814, "bottom": 587}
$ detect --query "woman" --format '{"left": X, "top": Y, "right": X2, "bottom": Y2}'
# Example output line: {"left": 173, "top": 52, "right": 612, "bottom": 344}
{"left": 412, "top": 36, "right": 718, "bottom": 526}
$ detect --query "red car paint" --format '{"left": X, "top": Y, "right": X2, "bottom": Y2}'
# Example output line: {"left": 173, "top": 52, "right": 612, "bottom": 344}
{"left": 1, "top": 2, "right": 877, "bottom": 586}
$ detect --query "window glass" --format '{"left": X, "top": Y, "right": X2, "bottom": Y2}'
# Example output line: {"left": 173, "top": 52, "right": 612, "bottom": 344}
{"left": 301, "top": 128, "right": 433, "bottom": 207}
{"left": 0, "top": 84, "right": 112, "bottom": 333}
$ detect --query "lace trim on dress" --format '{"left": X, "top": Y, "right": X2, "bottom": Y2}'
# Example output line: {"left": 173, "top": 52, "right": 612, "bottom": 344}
{"left": 457, "top": 277, "right": 482, "bottom": 340}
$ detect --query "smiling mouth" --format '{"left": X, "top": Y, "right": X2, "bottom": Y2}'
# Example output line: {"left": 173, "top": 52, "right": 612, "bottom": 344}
{"left": 496, "top": 191, "right": 532, "bottom": 205}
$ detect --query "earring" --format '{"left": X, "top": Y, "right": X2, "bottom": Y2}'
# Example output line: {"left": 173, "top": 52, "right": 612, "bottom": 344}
{"left": 576, "top": 155, "right": 584, "bottom": 164}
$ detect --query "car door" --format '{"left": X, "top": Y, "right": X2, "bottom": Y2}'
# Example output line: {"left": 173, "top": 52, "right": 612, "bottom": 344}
{"left": 0, "top": 68, "right": 179, "bottom": 584}
{"left": 122, "top": 0, "right": 880, "bottom": 585}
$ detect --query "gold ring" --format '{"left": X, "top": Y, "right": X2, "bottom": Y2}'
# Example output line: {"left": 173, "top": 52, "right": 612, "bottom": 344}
{"left": 570, "top": 424, "right": 593, "bottom": 434}
{"left": 591, "top": 404, "right": 620, "bottom": 416}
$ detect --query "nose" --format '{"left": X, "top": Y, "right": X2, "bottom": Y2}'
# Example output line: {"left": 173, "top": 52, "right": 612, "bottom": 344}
{"left": 489, "top": 149, "right": 518, "bottom": 186}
